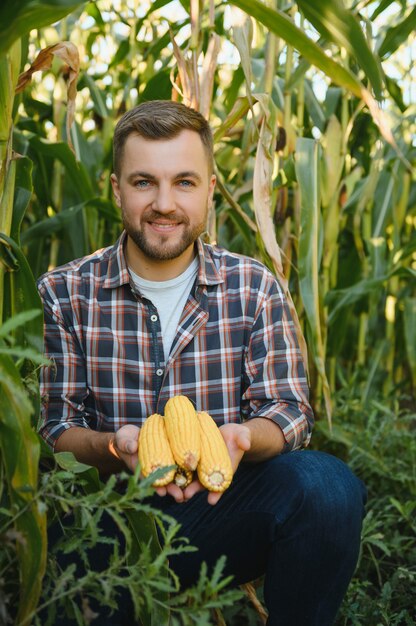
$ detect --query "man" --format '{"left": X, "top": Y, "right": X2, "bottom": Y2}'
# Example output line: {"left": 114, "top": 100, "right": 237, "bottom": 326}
{"left": 38, "top": 100, "right": 366, "bottom": 625}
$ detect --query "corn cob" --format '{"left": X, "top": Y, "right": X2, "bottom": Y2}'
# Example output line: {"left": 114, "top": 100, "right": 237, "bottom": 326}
{"left": 138, "top": 413, "right": 176, "bottom": 486}
{"left": 164, "top": 395, "right": 200, "bottom": 471}
{"left": 174, "top": 468, "right": 193, "bottom": 489}
{"left": 196, "top": 411, "right": 233, "bottom": 492}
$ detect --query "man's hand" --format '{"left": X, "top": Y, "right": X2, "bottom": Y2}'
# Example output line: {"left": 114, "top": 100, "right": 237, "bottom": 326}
{"left": 111, "top": 424, "right": 140, "bottom": 473}
{"left": 182, "top": 423, "right": 252, "bottom": 506}
{"left": 112, "top": 425, "right": 186, "bottom": 501}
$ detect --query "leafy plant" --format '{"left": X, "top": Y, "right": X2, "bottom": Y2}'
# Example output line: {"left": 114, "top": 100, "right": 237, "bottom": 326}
{"left": 0, "top": 0, "right": 415, "bottom": 623}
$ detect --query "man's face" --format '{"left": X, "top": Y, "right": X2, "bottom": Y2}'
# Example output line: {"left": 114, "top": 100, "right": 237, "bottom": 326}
{"left": 111, "top": 129, "right": 216, "bottom": 265}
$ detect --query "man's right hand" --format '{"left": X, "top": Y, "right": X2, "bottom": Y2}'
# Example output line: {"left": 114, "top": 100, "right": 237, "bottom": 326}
{"left": 112, "top": 425, "right": 185, "bottom": 502}
{"left": 111, "top": 424, "right": 140, "bottom": 473}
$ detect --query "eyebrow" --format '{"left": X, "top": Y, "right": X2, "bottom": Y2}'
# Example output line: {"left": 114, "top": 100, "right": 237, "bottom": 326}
{"left": 127, "top": 170, "right": 202, "bottom": 183}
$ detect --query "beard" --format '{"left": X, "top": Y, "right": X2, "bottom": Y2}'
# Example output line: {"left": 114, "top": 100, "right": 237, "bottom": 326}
{"left": 122, "top": 208, "right": 207, "bottom": 261}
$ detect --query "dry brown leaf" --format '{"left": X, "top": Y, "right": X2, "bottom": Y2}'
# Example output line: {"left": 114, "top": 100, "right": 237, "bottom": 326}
{"left": 362, "top": 87, "right": 413, "bottom": 172}
{"left": 200, "top": 33, "right": 221, "bottom": 119}
{"left": 16, "top": 42, "right": 79, "bottom": 154}
{"left": 253, "top": 117, "right": 310, "bottom": 376}
{"left": 170, "top": 29, "right": 197, "bottom": 110}
{"left": 241, "top": 582, "right": 268, "bottom": 624}
{"left": 253, "top": 119, "right": 284, "bottom": 276}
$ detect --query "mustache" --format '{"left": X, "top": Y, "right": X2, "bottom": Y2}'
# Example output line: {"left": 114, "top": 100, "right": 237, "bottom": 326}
{"left": 143, "top": 210, "right": 189, "bottom": 224}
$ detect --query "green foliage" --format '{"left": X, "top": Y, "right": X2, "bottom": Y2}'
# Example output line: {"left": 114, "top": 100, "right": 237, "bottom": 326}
{"left": 0, "top": 350, "right": 46, "bottom": 626}
{"left": 0, "top": 0, "right": 414, "bottom": 623}
{"left": 0, "top": 0, "right": 87, "bottom": 56}
{"left": 28, "top": 457, "right": 242, "bottom": 626}
{"left": 314, "top": 384, "right": 416, "bottom": 625}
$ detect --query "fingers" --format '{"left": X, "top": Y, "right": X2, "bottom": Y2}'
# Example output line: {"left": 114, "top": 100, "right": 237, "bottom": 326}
{"left": 155, "top": 482, "right": 185, "bottom": 502}
{"left": 183, "top": 479, "right": 205, "bottom": 501}
{"left": 128, "top": 455, "right": 139, "bottom": 472}
{"left": 237, "top": 429, "right": 251, "bottom": 451}
{"left": 123, "top": 440, "right": 138, "bottom": 455}
{"left": 108, "top": 426, "right": 140, "bottom": 474}
{"left": 116, "top": 437, "right": 138, "bottom": 454}
{"left": 165, "top": 483, "right": 185, "bottom": 502}
{"left": 156, "top": 479, "right": 224, "bottom": 506}
{"left": 207, "top": 491, "right": 222, "bottom": 506}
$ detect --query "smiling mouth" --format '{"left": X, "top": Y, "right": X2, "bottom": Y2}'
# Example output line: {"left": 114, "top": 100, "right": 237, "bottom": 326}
{"left": 148, "top": 221, "right": 182, "bottom": 231}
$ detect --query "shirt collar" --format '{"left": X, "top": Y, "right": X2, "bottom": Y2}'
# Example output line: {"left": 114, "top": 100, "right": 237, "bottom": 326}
{"left": 103, "top": 231, "right": 131, "bottom": 288}
{"left": 196, "top": 238, "right": 224, "bottom": 286}
{"left": 103, "top": 231, "right": 224, "bottom": 289}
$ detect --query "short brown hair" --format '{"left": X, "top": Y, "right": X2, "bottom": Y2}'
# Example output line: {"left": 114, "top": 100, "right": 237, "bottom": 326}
{"left": 113, "top": 100, "right": 214, "bottom": 177}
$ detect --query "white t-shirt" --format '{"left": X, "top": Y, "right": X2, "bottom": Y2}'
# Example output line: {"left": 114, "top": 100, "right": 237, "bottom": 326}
{"left": 129, "top": 257, "right": 199, "bottom": 360}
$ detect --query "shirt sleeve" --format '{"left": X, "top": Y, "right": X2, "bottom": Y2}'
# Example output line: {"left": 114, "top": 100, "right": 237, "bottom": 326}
{"left": 37, "top": 276, "right": 90, "bottom": 449}
{"left": 242, "top": 276, "right": 314, "bottom": 452}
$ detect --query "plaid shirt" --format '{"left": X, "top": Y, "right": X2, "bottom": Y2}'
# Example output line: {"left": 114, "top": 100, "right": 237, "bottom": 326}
{"left": 38, "top": 232, "right": 314, "bottom": 451}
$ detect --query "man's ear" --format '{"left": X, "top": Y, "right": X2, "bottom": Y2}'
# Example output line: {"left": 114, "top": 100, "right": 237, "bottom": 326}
{"left": 110, "top": 173, "right": 121, "bottom": 207}
{"left": 208, "top": 174, "right": 216, "bottom": 207}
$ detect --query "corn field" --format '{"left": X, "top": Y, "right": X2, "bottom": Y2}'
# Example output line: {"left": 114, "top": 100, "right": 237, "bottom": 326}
{"left": 0, "top": 1, "right": 415, "bottom": 624}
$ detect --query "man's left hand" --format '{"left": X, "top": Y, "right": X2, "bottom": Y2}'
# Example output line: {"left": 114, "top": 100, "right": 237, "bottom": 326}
{"left": 182, "top": 423, "right": 251, "bottom": 505}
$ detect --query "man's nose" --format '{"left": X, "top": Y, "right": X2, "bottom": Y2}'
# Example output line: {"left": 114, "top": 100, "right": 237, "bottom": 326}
{"left": 153, "top": 184, "right": 175, "bottom": 213}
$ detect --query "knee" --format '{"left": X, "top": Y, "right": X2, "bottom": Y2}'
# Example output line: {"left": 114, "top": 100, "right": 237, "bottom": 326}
{"left": 280, "top": 451, "right": 367, "bottom": 537}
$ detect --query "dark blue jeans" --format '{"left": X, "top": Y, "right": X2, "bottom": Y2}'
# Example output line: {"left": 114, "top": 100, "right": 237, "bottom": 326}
{"left": 155, "top": 450, "right": 367, "bottom": 626}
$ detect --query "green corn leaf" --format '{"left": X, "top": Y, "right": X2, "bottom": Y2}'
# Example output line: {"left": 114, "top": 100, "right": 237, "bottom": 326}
{"left": 28, "top": 136, "right": 94, "bottom": 201}
{"left": 80, "top": 73, "right": 109, "bottom": 118}
{"left": 214, "top": 96, "right": 250, "bottom": 143}
{"left": 295, "top": 137, "right": 332, "bottom": 421}
{"left": 285, "top": 57, "right": 311, "bottom": 92}
{"left": 0, "top": 233, "right": 43, "bottom": 352}
{"left": 10, "top": 156, "right": 33, "bottom": 245}
{"left": 85, "top": 2, "right": 105, "bottom": 27}
{"left": 403, "top": 298, "right": 416, "bottom": 388}
{"left": 229, "top": 0, "right": 364, "bottom": 99}
{"left": 378, "top": 7, "right": 416, "bottom": 58}
{"left": 296, "top": 0, "right": 384, "bottom": 99}
{"left": 321, "top": 114, "right": 344, "bottom": 208}
{"left": 326, "top": 276, "right": 387, "bottom": 323}
{"left": 324, "top": 87, "right": 343, "bottom": 118}
{"left": 372, "top": 164, "right": 398, "bottom": 238}
{"left": 384, "top": 74, "right": 407, "bottom": 112}
{"left": 21, "top": 202, "right": 86, "bottom": 245}
{"left": 303, "top": 80, "right": 326, "bottom": 132}
{"left": 140, "top": 70, "right": 173, "bottom": 103}
{"left": 0, "top": 353, "right": 47, "bottom": 625}
{"left": 108, "top": 39, "right": 131, "bottom": 70}
{"left": 370, "top": 0, "right": 398, "bottom": 21}
{"left": 0, "top": 0, "right": 86, "bottom": 56}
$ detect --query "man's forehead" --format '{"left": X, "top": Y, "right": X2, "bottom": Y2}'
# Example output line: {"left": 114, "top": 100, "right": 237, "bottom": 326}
{"left": 125, "top": 129, "right": 205, "bottom": 149}
{"left": 120, "top": 130, "right": 211, "bottom": 176}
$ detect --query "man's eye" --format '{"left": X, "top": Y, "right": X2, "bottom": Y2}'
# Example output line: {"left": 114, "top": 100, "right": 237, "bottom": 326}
{"left": 178, "top": 180, "right": 194, "bottom": 187}
{"left": 136, "top": 180, "right": 150, "bottom": 188}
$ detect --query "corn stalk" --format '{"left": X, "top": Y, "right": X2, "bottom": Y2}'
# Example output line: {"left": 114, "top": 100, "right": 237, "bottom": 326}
{"left": 0, "top": 40, "right": 21, "bottom": 322}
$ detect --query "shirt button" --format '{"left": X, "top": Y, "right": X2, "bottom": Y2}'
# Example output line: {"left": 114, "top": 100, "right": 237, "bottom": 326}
{"left": 156, "top": 368, "right": 164, "bottom": 376}
{"left": 150, "top": 314, "right": 158, "bottom": 322}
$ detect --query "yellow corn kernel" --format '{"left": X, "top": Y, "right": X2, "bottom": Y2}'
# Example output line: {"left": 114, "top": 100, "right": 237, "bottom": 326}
{"left": 196, "top": 411, "right": 233, "bottom": 492}
{"left": 138, "top": 413, "right": 176, "bottom": 487}
{"left": 164, "top": 395, "right": 201, "bottom": 471}
{"left": 174, "top": 468, "right": 193, "bottom": 489}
